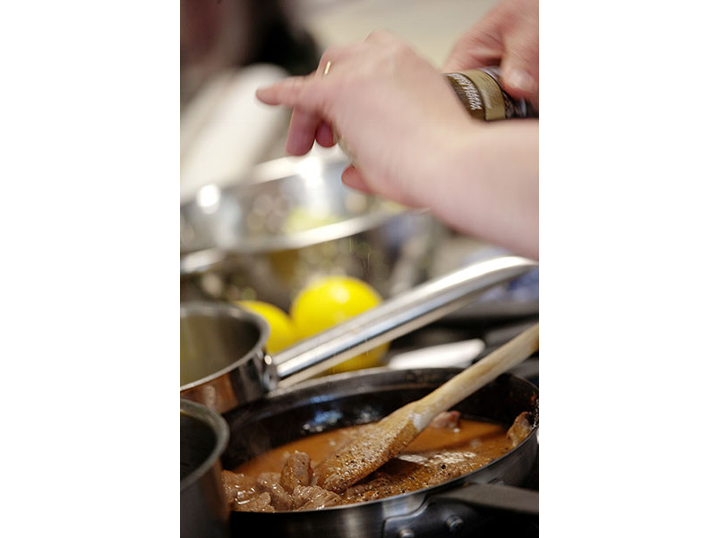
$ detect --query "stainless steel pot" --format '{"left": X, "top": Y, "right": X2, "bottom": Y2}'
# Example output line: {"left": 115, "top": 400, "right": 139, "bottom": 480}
{"left": 180, "top": 153, "right": 440, "bottom": 309}
{"left": 181, "top": 255, "right": 537, "bottom": 413}
{"left": 222, "top": 368, "right": 539, "bottom": 538}
{"left": 180, "top": 399, "right": 231, "bottom": 538}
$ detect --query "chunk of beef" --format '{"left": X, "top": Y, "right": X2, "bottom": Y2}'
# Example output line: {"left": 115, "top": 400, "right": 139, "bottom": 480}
{"left": 428, "top": 411, "right": 461, "bottom": 429}
{"left": 256, "top": 472, "right": 293, "bottom": 511}
{"left": 507, "top": 411, "right": 533, "bottom": 448}
{"left": 221, "top": 470, "right": 257, "bottom": 506}
{"left": 292, "top": 485, "right": 341, "bottom": 510}
{"left": 280, "top": 451, "right": 313, "bottom": 492}
{"left": 232, "top": 491, "right": 275, "bottom": 512}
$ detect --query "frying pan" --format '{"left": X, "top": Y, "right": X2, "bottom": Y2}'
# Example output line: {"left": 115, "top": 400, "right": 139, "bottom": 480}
{"left": 181, "top": 255, "right": 537, "bottom": 414}
{"left": 222, "top": 368, "right": 539, "bottom": 538}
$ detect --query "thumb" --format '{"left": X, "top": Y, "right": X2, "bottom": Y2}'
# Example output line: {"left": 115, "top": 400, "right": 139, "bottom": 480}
{"left": 498, "top": 47, "right": 538, "bottom": 103}
{"left": 341, "top": 165, "right": 372, "bottom": 194}
{"left": 499, "top": 62, "right": 538, "bottom": 103}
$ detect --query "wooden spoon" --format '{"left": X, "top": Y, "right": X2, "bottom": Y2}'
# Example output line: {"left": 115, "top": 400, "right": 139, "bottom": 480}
{"left": 314, "top": 324, "right": 539, "bottom": 493}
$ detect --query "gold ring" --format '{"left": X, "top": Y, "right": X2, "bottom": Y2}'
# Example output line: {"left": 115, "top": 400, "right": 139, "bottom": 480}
{"left": 322, "top": 61, "right": 332, "bottom": 78}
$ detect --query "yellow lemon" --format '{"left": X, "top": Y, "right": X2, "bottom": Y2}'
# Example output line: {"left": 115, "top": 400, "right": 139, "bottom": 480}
{"left": 236, "top": 300, "right": 297, "bottom": 354}
{"left": 290, "top": 276, "right": 388, "bottom": 373}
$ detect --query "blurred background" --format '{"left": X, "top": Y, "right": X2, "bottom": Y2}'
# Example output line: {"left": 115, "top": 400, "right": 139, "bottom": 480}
{"left": 180, "top": 0, "right": 538, "bottom": 376}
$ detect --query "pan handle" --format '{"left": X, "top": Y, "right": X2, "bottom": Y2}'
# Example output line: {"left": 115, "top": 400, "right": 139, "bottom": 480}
{"left": 430, "top": 482, "right": 539, "bottom": 515}
{"left": 382, "top": 483, "right": 538, "bottom": 538}
{"left": 273, "top": 255, "right": 537, "bottom": 385}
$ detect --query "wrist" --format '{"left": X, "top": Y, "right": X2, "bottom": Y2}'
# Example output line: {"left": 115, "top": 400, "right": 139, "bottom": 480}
{"left": 423, "top": 120, "right": 539, "bottom": 259}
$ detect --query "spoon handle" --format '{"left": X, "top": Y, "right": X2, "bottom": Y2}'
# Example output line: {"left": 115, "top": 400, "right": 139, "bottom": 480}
{"left": 418, "top": 324, "right": 539, "bottom": 424}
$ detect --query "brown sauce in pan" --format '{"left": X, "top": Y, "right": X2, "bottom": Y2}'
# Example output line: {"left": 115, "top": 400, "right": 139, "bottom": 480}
{"left": 225, "top": 412, "right": 532, "bottom": 511}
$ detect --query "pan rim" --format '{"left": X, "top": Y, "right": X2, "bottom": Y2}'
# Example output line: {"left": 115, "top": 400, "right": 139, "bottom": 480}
{"left": 225, "top": 369, "right": 538, "bottom": 515}
{"left": 180, "top": 301, "right": 271, "bottom": 391}
{"left": 180, "top": 399, "right": 230, "bottom": 492}
{"left": 232, "top": 422, "right": 538, "bottom": 515}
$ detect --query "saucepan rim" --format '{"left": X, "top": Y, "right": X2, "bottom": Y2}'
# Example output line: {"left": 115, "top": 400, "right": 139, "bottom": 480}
{"left": 180, "top": 399, "right": 231, "bottom": 492}
{"left": 180, "top": 301, "right": 270, "bottom": 391}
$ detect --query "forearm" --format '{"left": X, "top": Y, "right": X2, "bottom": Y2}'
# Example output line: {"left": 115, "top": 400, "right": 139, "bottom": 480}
{"left": 421, "top": 120, "right": 539, "bottom": 260}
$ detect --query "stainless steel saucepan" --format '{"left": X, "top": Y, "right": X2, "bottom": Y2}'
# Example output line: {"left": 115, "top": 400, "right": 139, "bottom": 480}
{"left": 180, "top": 399, "right": 230, "bottom": 538}
{"left": 181, "top": 255, "right": 537, "bottom": 414}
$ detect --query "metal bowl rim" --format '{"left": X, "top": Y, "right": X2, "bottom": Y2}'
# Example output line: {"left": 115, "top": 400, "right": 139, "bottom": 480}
{"left": 180, "top": 153, "right": 428, "bottom": 272}
{"left": 180, "top": 208, "right": 421, "bottom": 276}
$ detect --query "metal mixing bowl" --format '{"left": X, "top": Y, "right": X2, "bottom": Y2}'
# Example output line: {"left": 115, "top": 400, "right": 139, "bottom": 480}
{"left": 180, "top": 152, "right": 441, "bottom": 309}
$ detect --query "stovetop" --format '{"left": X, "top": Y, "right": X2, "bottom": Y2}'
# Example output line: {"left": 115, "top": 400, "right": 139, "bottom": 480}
{"left": 387, "top": 236, "right": 540, "bottom": 384}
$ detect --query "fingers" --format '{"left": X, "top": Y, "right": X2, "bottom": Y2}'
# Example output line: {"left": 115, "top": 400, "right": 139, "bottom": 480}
{"left": 256, "top": 76, "right": 312, "bottom": 107}
{"left": 443, "top": 49, "right": 501, "bottom": 73}
{"left": 287, "top": 109, "right": 322, "bottom": 155}
{"left": 258, "top": 76, "right": 331, "bottom": 155}
{"left": 500, "top": 63, "right": 537, "bottom": 101}
{"left": 442, "top": 22, "right": 504, "bottom": 72}
{"left": 315, "top": 121, "right": 335, "bottom": 148}
{"left": 442, "top": 33, "right": 539, "bottom": 104}
{"left": 257, "top": 45, "right": 348, "bottom": 155}
{"left": 442, "top": 0, "right": 539, "bottom": 104}
{"left": 341, "top": 165, "right": 372, "bottom": 193}
{"left": 498, "top": 35, "right": 539, "bottom": 102}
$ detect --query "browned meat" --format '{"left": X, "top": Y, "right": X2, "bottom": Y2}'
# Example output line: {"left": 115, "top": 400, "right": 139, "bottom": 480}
{"left": 222, "top": 470, "right": 277, "bottom": 512}
{"left": 256, "top": 472, "right": 293, "bottom": 511}
{"left": 292, "top": 485, "right": 342, "bottom": 510}
{"left": 221, "top": 470, "right": 257, "bottom": 506}
{"left": 507, "top": 411, "right": 533, "bottom": 448}
{"left": 227, "top": 412, "right": 531, "bottom": 512}
{"left": 232, "top": 492, "right": 275, "bottom": 513}
{"left": 280, "top": 451, "right": 313, "bottom": 492}
{"left": 428, "top": 411, "right": 461, "bottom": 429}
{"left": 224, "top": 457, "right": 328, "bottom": 512}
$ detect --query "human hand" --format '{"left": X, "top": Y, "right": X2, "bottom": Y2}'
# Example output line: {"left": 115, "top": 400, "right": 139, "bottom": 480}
{"left": 443, "top": 0, "right": 539, "bottom": 105}
{"left": 257, "top": 30, "right": 538, "bottom": 259}
{"left": 255, "top": 31, "right": 476, "bottom": 209}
